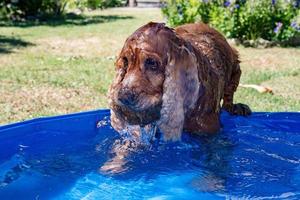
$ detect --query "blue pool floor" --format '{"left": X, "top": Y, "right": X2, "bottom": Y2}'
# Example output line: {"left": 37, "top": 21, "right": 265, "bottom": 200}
{"left": 0, "top": 110, "right": 299, "bottom": 199}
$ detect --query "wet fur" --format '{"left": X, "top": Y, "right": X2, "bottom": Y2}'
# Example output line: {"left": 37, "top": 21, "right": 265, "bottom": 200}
{"left": 109, "top": 22, "right": 251, "bottom": 141}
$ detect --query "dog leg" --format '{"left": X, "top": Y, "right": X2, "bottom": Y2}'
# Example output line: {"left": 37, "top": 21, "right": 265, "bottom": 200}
{"left": 222, "top": 65, "right": 251, "bottom": 116}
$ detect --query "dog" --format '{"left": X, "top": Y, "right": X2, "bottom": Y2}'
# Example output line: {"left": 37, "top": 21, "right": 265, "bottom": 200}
{"left": 108, "top": 22, "right": 251, "bottom": 142}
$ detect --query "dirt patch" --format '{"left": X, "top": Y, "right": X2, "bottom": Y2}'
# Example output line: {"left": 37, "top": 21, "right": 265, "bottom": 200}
{"left": 35, "top": 36, "right": 121, "bottom": 58}
{"left": 262, "top": 75, "right": 300, "bottom": 100}
{"left": 0, "top": 84, "right": 108, "bottom": 125}
{"left": 238, "top": 47, "right": 300, "bottom": 71}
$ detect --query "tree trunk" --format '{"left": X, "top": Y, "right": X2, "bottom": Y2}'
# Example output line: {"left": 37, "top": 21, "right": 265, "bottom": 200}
{"left": 128, "top": 0, "right": 136, "bottom": 7}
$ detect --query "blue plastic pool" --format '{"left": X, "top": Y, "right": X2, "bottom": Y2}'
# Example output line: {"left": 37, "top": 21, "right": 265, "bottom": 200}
{"left": 0, "top": 110, "right": 299, "bottom": 199}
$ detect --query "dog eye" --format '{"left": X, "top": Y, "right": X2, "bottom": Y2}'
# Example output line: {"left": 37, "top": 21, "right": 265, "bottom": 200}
{"left": 144, "top": 58, "right": 159, "bottom": 71}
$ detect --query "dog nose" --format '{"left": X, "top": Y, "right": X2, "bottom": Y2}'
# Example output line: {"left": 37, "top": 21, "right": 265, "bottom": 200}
{"left": 118, "top": 87, "right": 138, "bottom": 106}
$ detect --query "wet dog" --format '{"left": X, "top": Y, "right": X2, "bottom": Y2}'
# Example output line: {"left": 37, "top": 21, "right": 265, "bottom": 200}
{"left": 108, "top": 22, "right": 251, "bottom": 141}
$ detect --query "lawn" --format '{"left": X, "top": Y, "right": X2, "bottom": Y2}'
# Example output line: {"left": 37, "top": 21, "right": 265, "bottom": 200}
{"left": 0, "top": 8, "right": 299, "bottom": 125}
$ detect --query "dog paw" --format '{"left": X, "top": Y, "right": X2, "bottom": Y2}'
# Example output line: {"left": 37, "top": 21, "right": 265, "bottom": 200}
{"left": 224, "top": 103, "right": 251, "bottom": 116}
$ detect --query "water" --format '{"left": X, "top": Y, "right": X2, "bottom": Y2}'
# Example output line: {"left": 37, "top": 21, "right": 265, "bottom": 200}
{"left": 0, "top": 112, "right": 299, "bottom": 199}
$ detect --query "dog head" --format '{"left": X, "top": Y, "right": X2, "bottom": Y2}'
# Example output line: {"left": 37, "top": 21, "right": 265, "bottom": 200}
{"left": 109, "top": 22, "right": 199, "bottom": 141}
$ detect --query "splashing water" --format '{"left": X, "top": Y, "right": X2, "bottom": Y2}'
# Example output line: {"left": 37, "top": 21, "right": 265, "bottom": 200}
{"left": 99, "top": 123, "right": 158, "bottom": 174}
{"left": 97, "top": 117, "right": 157, "bottom": 144}
{"left": 119, "top": 123, "right": 158, "bottom": 144}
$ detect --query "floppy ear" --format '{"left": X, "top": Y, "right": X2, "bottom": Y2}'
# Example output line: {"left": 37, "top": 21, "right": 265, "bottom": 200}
{"left": 157, "top": 39, "right": 200, "bottom": 141}
{"left": 108, "top": 69, "right": 127, "bottom": 132}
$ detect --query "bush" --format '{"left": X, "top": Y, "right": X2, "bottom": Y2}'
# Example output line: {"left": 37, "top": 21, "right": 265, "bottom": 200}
{"left": 0, "top": 0, "right": 69, "bottom": 20}
{"left": 0, "top": 0, "right": 124, "bottom": 20}
{"left": 70, "top": 0, "right": 123, "bottom": 10}
{"left": 162, "top": 0, "right": 300, "bottom": 44}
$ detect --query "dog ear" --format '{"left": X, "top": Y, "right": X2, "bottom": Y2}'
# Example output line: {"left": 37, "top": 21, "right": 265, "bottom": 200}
{"left": 157, "top": 37, "right": 199, "bottom": 141}
{"left": 109, "top": 78, "right": 127, "bottom": 132}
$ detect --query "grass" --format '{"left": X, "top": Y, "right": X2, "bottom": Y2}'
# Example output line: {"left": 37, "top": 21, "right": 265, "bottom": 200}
{"left": 0, "top": 8, "right": 299, "bottom": 125}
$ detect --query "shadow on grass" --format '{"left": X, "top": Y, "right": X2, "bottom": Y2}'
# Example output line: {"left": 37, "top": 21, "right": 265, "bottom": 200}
{"left": 0, "top": 35, "right": 34, "bottom": 54}
{"left": 0, "top": 13, "right": 134, "bottom": 27}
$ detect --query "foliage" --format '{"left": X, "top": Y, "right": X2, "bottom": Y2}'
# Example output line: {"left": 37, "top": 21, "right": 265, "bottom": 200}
{"left": 162, "top": 0, "right": 300, "bottom": 44}
{"left": 0, "top": 0, "right": 69, "bottom": 20}
{"left": 67, "top": 0, "right": 123, "bottom": 10}
{"left": 0, "top": 0, "right": 124, "bottom": 20}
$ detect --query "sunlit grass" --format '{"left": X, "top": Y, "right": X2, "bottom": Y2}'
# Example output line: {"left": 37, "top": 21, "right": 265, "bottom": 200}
{"left": 0, "top": 8, "right": 299, "bottom": 125}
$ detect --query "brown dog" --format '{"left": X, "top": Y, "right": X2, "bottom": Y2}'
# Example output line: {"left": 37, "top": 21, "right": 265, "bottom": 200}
{"left": 108, "top": 22, "right": 251, "bottom": 141}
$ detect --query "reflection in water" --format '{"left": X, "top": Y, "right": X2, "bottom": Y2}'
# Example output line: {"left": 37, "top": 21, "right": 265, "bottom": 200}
{"left": 100, "top": 124, "right": 235, "bottom": 194}
{"left": 190, "top": 134, "right": 234, "bottom": 193}
{"left": 100, "top": 139, "right": 137, "bottom": 174}
{"left": 100, "top": 123, "right": 157, "bottom": 174}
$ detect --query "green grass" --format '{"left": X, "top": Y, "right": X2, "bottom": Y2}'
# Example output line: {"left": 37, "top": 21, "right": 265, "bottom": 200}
{"left": 0, "top": 8, "right": 299, "bottom": 125}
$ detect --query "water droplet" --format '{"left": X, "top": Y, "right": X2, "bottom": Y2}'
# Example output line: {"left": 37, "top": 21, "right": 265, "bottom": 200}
{"left": 96, "top": 118, "right": 110, "bottom": 128}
